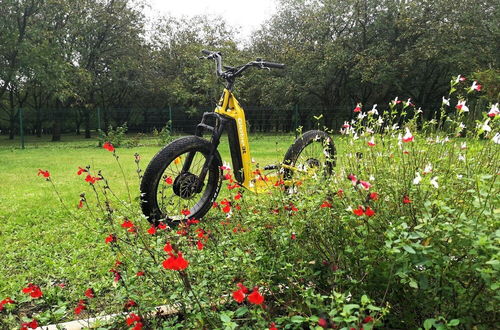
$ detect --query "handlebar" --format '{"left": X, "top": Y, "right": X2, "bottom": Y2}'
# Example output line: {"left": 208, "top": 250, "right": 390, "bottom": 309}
{"left": 200, "top": 50, "right": 285, "bottom": 85}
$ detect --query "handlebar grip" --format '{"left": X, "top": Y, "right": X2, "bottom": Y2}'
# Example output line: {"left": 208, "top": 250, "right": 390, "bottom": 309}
{"left": 201, "top": 49, "right": 212, "bottom": 56}
{"left": 263, "top": 61, "right": 285, "bottom": 69}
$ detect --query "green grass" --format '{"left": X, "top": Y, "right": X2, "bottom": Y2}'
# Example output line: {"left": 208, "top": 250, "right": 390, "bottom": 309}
{"left": 0, "top": 132, "right": 303, "bottom": 298}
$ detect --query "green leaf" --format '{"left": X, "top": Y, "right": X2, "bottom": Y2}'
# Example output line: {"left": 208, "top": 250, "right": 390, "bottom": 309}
{"left": 291, "top": 315, "right": 305, "bottom": 323}
{"left": 342, "top": 304, "right": 360, "bottom": 314}
{"left": 220, "top": 314, "right": 231, "bottom": 323}
{"left": 403, "top": 245, "right": 416, "bottom": 254}
{"left": 448, "top": 319, "right": 460, "bottom": 326}
{"left": 424, "top": 318, "right": 435, "bottom": 330}
{"left": 235, "top": 307, "right": 248, "bottom": 317}
{"left": 409, "top": 279, "right": 419, "bottom": 289}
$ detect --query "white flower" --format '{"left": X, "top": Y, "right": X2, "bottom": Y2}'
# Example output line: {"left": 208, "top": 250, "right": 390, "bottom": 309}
{"left": 430, "top": 177, "right": 439, "bottom": 189}
{"left": 367, "top": 136, "right": 376, "bottom": 147}
{"left": 442, "top": 97, "right": 450, "bottom": 106}
{"left": 456, "top": 100, "right": 469, "bottom": 112}
{"left": 377, "top": 117, "right": 384, "bottom": 126}
{"left": 493, "top": 133, "right": 500, "bottom": 144}
{"left": 457, "top": 174, "right": 463, "bottom": 179}
{"left": 458, "top": 154, "right": 466, "bottom": 162}
{"left": 423, "top": 163, "right": 433, "bottom": 175}
{"left": 459, "top": 122, "right": 466, "bottom": 130}
{"left": 402, "top": 127, "right": 414, "bottom": 142}
{"left": 416, "top": 107, "right": 423, "bottom": 114}
{"left": 368, "top": 104, "right": 378, "bottom": 116}
{"left": 460, "top": 142, "right": 467, "bottom": 150}
{"left": 391, "top": 124, "right": 399, "bottom": 131}
{"left": 488, "top": 103, "right": 499, "bottom": 117}
{"left": 353, "top": 133, "right": 359, "bottom": 140}
{"left": 369, "top": 175, "right": 375, "bottom": 181}
{"left": 480, "top": 119, "right": 492, "bottom": 132}
{"left": 365, "top": 127, "right": 374, "bottom": 134}
{"left": 413, "top": 172, "right": 422, "bottom": 185}
{"left": 357, "top": 112, "right": 367, "bottom": 120}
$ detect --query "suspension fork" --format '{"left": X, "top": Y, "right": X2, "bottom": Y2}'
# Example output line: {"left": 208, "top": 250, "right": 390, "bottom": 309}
{"left": 181, "top": 112, "right": 226, "bottom": 192}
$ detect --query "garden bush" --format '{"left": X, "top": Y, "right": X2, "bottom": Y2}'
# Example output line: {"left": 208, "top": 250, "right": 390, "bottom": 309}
{"left": 1, "top": 77, "right": 498, "bottom": 329}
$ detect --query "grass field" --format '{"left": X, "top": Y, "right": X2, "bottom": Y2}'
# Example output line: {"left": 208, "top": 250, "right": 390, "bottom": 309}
{"left": 0, "top": 132, "right": 308, "bottom": 297}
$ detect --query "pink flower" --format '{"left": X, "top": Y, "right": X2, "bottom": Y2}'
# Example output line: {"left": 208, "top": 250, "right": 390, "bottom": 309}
{"left": 359, "top": 180, "right": 371, "bottom": 190}
{"left": 488, "top": 103, "right": 499, "bottom": 117}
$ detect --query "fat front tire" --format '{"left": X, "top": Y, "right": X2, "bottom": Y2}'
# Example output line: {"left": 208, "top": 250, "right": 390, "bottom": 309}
{"left": 140, "top": 136, "right": 222, "bottom": 225}
{"left": 283, "top": 130, "right": 336, "bottom": 181}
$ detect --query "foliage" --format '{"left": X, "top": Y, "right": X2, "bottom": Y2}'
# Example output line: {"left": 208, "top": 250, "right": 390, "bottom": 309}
{"left": 97, "top": 124, "right": 128, "bottom": 147}
{"left": 0, "top": 80, "right": 498, "bottom": 329}
{"left": 152, "top": 121, "right": 173, "bottom": 146}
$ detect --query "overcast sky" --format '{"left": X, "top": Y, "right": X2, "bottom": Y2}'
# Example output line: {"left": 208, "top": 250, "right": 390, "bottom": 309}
{"left": 145, "top": 0, "right": 277, "bottom": 42}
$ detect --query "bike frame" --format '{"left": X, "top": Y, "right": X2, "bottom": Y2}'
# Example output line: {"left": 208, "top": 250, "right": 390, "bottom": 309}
{"left": 190, "top": 88, "right": 284, "bottom": 193}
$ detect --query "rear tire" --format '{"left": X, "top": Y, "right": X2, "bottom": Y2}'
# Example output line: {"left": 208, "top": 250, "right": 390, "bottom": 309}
{"left": 283, "top": 130, "right": 336, "bottom": 181}
{"left": 140, "top": 136, "right": 222, "bottom": 225}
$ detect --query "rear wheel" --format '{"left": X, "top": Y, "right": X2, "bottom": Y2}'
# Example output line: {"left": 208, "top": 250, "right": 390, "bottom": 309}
{"left": 283, "top": 130, "right": 335, "bottom": 183}
{"left": 140, "top": 136, "right": 222, "bottom": 225}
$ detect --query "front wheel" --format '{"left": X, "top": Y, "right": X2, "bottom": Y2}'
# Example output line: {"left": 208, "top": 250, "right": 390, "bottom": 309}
{"left": 282, "top": 130, "right": 336, "bottom": 182}
{"left": 140, "top": 136, "right": 222, "bottom": 225}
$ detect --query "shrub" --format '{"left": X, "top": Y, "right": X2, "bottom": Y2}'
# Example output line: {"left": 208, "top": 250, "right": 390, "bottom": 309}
{"left": 97, "top": 123, "right": 128, "bottom": 147}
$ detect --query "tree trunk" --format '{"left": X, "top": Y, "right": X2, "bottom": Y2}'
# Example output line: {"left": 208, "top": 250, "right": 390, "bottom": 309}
{"left": 52, "top": 105, "right": 61, "bottom": 142}
{"left": 85, "top": 110, "right": 91, "bottom": 138}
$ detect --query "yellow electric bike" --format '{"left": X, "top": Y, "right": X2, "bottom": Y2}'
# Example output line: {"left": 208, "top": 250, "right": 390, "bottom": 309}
{"left": 140, "top": 50, "right": 335, "bottom": 224}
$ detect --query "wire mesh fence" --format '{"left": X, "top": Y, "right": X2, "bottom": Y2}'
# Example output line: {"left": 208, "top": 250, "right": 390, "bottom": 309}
{"left": 1, "top": 99, "right": 490, "bottom": 148}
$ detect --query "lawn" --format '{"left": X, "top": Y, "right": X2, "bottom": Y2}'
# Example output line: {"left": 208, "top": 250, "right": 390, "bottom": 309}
{"left": 0, "top": 132, "right": 304, "bottom": 297}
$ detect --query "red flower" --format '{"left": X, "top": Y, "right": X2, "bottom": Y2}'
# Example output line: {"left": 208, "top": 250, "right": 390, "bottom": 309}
{"left": 84, "top": 288, "right": 95, "bottom": 298}
{"left": 181, "top": 209, "right": 191, "bottom": 216}
{"left": 365, "top": 206, "right": 375, "bottom": 217}
{"left": 74, "top": 299, "right": 86, "bottom": 315}
{"left": 20, "top": 319, "right": 38, "bottom": 330}
{"left": 353, "top": 103, "right": 362, "bottom": 113}
{"left": 320, "top": 201, "right": 332, "bottom": 208}
{"left": 162, "top": 252, "right": 189, "bottom": 271}
{"left": 197, "top": 240, "right": 204, "bottom": 250}
{"left": 363, "top": 316, "right": 374, "bottom": 323}
{"left": 78, "top": 200, "right": 84, "bottom": 209}
{"left": 187, "top": 219, "right": 200, "bottom": 226}
{"left": 133, "top": 322, "right": 143, "bottom": 330}
{"left": 274, "top": 179, "right": 284, "bottom": 187}
{"left": 126, "top": 313, "right": 141, "bottom": 326}
{"left": 105, "top": 234, "right": 116, "bottom": 244}
{"left": 403, "top": 195, "right": 412, "bottom": 204}
{"left": 110, "top": 269, "right": 121, "bottom": 282}
{"left": 234, "top": 192, "right": 242, "bottom": 200}
{"left": 103, "top": 142, "right": 115, "bottom": 152}
{"left": 291, "top": 233, "right": 296, "bottom": 240}
{"left": 369, "top": 192, "right": 379, "bottom": 200}
{"left": 37, "top": 169, "right": 50, "bottom": 178}
{"left": 337, "top": 189, "right": 344, "bottom": 197}
{"left": 353, "top": 206, "right": 364, "bottom": 216}
{"left": 247, "top": 288, "right": 264, "bottom": 305}
{"left": 318, "top": 318, "right": 328, "bottom": 328}
{"left": 136, "top": 271, "right": 145, "bottom": 277}
{"left": 237, "top": 282, "right": 249, "bottom": 293}
{"left": 232, "top": 289, "right": 246, "bottom": 303}
{"left": 22, "top": 283, "right": 42, "bottom": 299}
{"left": 147, "top": 226, "right": 156, "bottom": 235}
{"left": 77, "top": 167, "right": 87, "bottom": 175}
{"left": 125, "top": 299, "right": 137, "bottom": 309}
{"left": 222, "top": 205, "right": 231, "bottom": 213}
{"left": 269, "top": 322, "right": 278, "bottom": 330}
{"left": 121, "top": 219, "right": 134, "bottom": 228}
{"left": 158, "top": 222, "right": 168, "bottom": 230}
{"left": 0, "top": 297, "right": 15, "bottom": 311}
{"left": 164, "top": 242, "right": 173, "bottom": 253}
{"left": 85, "top": 174, "right": 100, "bottom": 184}
{"left": 212, "top": 202, "right": 219, "bottom": 208}
{"left": 165, "top": 176, "right": 173, "bottom": 184}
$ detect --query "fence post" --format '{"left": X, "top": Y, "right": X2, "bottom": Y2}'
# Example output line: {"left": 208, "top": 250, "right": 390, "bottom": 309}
{"left": 19, "top": 108, "right": 25, "bottom": 149}
{"left": 294, "top": 104, "right": 299, "bottom": 138}
{"left": 168, "top": 105, "right": 172, "bottom": 131}
{"left": 97, "top": 107, "right": 101, "bottom": 132}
